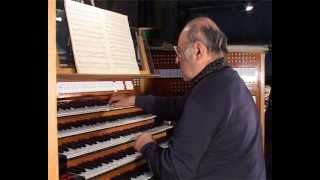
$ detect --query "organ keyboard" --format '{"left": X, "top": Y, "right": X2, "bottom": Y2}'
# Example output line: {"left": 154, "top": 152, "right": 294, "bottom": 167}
{"left": 58, "top": 114, "right": 156, "bottom": 138}
{"left": 70, "top": 148, "right": 142, "bottom": 179}
{"left": 60, "top": 124, "right": 173, "bottom": 159}
{"left": 69, "top": 140, "right": 168, "bottom": 180}
{"left": 111, "top": 164, "right": 153, "bottom": 180}
{"left": 58, "top": 99, "right": 133, "bottom": 117}
{"left": 57, "top": 80, "right": 173, "bottom": 180}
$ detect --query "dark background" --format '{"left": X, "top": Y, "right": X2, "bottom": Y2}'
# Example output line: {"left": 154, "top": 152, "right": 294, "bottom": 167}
{"left": 57, "top": 0, "right": 272, "bottom": 83}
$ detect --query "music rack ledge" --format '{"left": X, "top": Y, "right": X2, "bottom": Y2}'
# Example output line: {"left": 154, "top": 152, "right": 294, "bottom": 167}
{"left": 57, "top": 73, "right": 160, "bottom": 81}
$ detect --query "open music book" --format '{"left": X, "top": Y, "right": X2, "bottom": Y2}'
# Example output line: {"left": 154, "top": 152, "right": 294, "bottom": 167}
{"left": 64, "top": 0, "right": 140, "bottom": 74}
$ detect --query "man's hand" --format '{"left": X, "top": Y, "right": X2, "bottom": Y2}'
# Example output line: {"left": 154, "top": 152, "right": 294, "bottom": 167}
{"left": 134, "top": 133, "right": 155, "bottom": 152}
{"left": 108, "top": 93, "right": 135, "bottom": 107}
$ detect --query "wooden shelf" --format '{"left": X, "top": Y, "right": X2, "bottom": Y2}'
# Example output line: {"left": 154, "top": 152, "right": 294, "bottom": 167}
{"left": 57, "top": 73, "right": 160, "bottom": 81}
{"left": 149, "top": 46, "right": 174, "bottom": 51}
{"left": 228, "top": 45, "right": 269, "bottom": 52}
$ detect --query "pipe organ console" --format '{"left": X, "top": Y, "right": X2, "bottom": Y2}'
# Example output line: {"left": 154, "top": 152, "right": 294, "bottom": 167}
{"left": 57, "top": 79, "right": 172, "bottom": 180}
{"left": 53, "top": 45, "right": 267, "bottom": 180}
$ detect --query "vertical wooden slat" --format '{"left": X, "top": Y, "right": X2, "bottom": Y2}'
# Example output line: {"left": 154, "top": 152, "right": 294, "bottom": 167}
{"left": 48, "top": 0, "right": 58, "bottom": 179}
{"left": 260, "top": 53, "right": 266, "bottom": 151}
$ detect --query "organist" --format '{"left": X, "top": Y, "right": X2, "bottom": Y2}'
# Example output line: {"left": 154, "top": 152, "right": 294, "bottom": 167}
{"left": 109, "top": 17, "right": 266, "bottom": 180}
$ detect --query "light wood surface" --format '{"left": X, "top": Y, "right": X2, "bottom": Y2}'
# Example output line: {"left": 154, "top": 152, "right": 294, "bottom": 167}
{"left": 48, "top": 0, "right": 58, "bottom": 179}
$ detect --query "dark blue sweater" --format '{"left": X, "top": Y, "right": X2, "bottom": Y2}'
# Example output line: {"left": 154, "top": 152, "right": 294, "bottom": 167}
{"left": 135, "top": 60, "right": 266, "bottom": 180}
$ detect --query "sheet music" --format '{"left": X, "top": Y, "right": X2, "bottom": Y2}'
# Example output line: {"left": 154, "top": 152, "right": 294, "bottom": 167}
{"left": 64, "top": 0, "right": 140, "bottom": 74}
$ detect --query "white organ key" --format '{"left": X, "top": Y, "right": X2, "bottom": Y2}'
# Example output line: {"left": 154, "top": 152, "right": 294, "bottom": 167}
{"left": 59, "top": 114, "right": 156, "bottom": 138}
{"left": 133, "top": 174, "right": 147, "bottom": 180}
{"left": 80, "top": 152, "right": 141, "bottom": 179}
{"left": 145, "top": 125, "right": 173, "bottom": 134}
{"left": 57, "top": 104, "right": 133, "bottom": 117}
{"left": 62, "top": 125, "right": 173, "bottom": 159}
{"left": 131, "top": 172, "right": 153, "bottom": 180}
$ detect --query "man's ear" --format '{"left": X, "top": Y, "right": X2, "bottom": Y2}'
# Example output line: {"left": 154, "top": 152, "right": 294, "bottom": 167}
{"left": 193, "top": 41, "right": 207, "bottom": 62}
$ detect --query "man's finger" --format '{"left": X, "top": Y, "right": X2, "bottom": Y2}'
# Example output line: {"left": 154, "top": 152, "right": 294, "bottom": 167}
{"left": 111, "top": 102, "right": 123, "bottom": 107}
{"left": 108, "top": 94, "right": 121, "bottom": 104}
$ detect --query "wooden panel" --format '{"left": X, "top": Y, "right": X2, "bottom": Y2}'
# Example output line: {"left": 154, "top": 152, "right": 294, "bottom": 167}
{"left": 259, "top": 53, "right": 265, "bottom": 150}
{"left": 138, "top": 35, "right": 151, "bottom": 74}
{"left": 67, "top": 132, "right": 167, "bottom": 168}
{"left": 48, "top": 0, "right": 59, "bottom": 179}
{"left": 227, "top": 51, "right": 266, "bottom": 151}
{"left": 151, "top": 49, "right": 177, "bottom": 69}
{"left": 59, "top": 119, "right": 155, "bottom": 146}
{"left": 57, "top": 67, "right": 76, "bottom": 74}
{"left": 60, "top": 172, "right": 83, "bottom": 180}
{"left": 226, "top": 52, "right": 260, "bottom": 93}
{"left": 146, "top": 78, "right": 191, "bottom": 96}
{"left": 147, "top": 50, "right": 263, "bottom": 97}
{"left": 226, "top": 52, "right": 260, "bottom": 67}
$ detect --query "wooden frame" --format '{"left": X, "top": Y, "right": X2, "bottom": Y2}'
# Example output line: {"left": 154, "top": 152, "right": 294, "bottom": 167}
{"left": 48, "top": 0, "right": 59, "bottom": 179}
{"left": 137, "top": 35, "right": 151, "bottom": 74}
{"left": 227, "top": 45, "right": 268, "bottom": 150}
{"left": 259, "top": 53, "right": 266, "bottom": 149}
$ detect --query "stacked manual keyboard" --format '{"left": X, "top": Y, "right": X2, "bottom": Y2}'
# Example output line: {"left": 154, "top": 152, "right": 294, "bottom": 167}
{"left": 57, "top": 95, "right": 173, "bottom": 180}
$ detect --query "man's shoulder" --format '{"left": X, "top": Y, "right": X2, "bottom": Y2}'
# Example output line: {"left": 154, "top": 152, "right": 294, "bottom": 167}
{"left": 196, "top": 66, "right": 241, "bottom": 90}
{"left": 186, "top": 67, "right": 237, "bottom": 104}
{"left": 188, "top": 66, "right": 248, "bottom": 106}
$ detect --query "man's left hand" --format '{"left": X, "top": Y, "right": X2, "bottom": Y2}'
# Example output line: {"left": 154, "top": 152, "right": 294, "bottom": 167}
{"left": 134, "top": 133, "right": 155, "bottom": 152}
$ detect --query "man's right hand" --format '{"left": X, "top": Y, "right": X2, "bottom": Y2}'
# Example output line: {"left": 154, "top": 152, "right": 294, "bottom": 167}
{"left": 108, "top": 93, "right": 136, "bottom": 108}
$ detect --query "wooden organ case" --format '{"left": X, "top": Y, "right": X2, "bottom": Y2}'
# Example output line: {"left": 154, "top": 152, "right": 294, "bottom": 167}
{"left": 49, "top": 1, "right": 169, "bottom": 179}
{"left": 145, "top": 45, "right": 268, "bottom": 148}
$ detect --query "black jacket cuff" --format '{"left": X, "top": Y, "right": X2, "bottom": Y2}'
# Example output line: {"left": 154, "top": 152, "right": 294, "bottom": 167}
{"left": 135, "top": 95, "right": 155, "bottom": 114}
{"left": 140, "top": 141, "right": 158, "bottom": 158}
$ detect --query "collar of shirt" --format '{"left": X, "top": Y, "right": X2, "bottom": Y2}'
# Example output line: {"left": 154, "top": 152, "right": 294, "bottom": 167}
{"left": 189, "top": 57, "right": 229, "bottom": 87}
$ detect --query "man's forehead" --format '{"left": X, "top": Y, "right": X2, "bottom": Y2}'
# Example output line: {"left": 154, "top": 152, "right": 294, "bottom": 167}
{"left": 178, "top": 30, "right": 189, "bottom": 46}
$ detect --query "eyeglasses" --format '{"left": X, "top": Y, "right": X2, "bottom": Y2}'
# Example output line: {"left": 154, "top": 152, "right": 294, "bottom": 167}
{"left": 173, "top": 45, "right": 185, "bottom": 59}
{"left": 173, "top": 45, "right": 179, "bottom": 57}
{"left": 174, "top": 44, "right": 194, "bottom": 61}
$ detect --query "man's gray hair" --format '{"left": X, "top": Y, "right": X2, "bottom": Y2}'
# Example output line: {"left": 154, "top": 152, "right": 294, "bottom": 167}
{"left": 187, "top": 23, "right": 228, "bottom": 55}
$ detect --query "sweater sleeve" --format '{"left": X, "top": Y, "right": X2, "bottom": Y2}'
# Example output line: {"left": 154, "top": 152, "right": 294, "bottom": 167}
{"left": 135, "top": 95, "right": 186, "bottom": 122}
